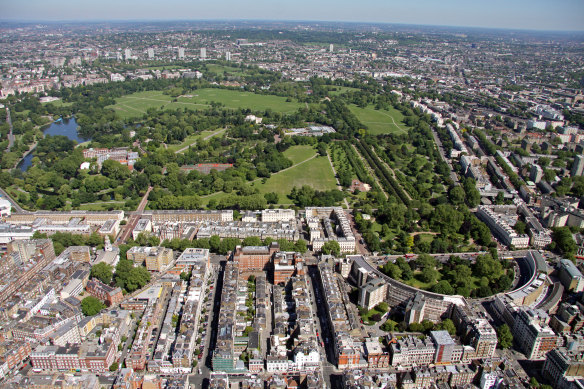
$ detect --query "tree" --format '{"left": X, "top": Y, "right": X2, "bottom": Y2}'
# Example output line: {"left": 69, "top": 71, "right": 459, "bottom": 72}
{"left": 514, "top": 220, "right": 526, "bottom": 234}
{"left": 448, "top": 186, "right": 465, "bottom": 206}
{"left": 321, "top": 241, "right": 341, "bottom": 256}
{"left": 90, "top": 262, "right": 114, "bottom": 285}
{"left": 431, "top": 280, "right": 454, "bottom": 295}
{"left": 497, "top": 324, "right": 513, "bottom": 349}
{"left": 81, "top": 296, "right": 105, "bottom": 316}
{"left": 380, "top": 319, "right": 398, "bottom": 332}
{"left": 551, "top": 227, "right": 576, "bottom": 256}
{"left": 419, "top": 267, "right": 438, "bottom": 283}
{"left": 109, "top": 362, "right": 119, "bottom": 371}
{"left": 124, "top": 267, "right": 151, "bottom": 293}
{"left": 294, "top": 239, "right": 307, "bottom": 254}
{"left": 242, "top": 236, "right": 262, "bottom": 247}
{"left": 435, "top": 319, "right": 456, "bottom": 335}
{"left": 264, "top": 192, "right": 279, "bottom": 204}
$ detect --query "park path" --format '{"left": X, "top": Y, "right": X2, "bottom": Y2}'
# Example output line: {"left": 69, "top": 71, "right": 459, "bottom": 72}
{"left": 350, "top": 144, "right": 389, "bottom": 200}
{"left": 326, "top": 150, "right": 350, "bottom": 209}
{"left": 362, "top": 107, "right": 408, "bottom": 134}
{"left": 174, "top": 128, "right": 227, "bottom": 154}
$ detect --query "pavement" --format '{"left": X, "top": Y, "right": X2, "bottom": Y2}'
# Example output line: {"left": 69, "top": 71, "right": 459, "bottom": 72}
{"left": 115, "top": 186, "right": 152, "bottom": 245}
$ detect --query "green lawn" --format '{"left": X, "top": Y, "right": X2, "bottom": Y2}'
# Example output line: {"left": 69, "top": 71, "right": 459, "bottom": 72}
{"left": 201, "top": 145, "right": 337, "bottom": 206}
{"left": 108, "top": 89, "right": 303, "bottom": 119}
{"left": 206, "top": 64, "right": 247, "bottom": 76}
{"left": 282, "top": 145, "right": 315, "bottom": 164}
{"left": 327, "top": 86, "right": 359, "bottom": 96}
{"left": 166, "top": 129, "right": 224, "bottom": 152}
{"left": 253, "top": 154, "right": 336, "bottom": 199}
{"left": 349, "top": 105, "right": 409, "bottom": 135}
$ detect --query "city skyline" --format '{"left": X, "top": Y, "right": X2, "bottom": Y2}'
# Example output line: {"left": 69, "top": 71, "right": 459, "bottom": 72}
{"left": 2, "top": 0, "right": 584, "bottom": 32}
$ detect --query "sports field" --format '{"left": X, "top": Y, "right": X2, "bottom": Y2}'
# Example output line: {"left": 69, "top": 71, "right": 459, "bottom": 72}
{"left": 349, "top": 105, "right": 409, "bottom": 135}
{"left": 108, "top": 89, "right": 303, "bottom": 119}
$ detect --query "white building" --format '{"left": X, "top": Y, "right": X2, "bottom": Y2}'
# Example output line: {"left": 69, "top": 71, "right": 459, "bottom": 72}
{"left": 0, "top": 199, "right": 12, "bottom": 217}
{"left": 178, "top": 47, "right": 185, "bottom": 59}
{"left": 147, "top": 48, "right": 154, "bottom": 59}
{"left": 261, "top": 209, "right": 295, "bottom": 223}
{"left": 132, "top": 219, "right": 152, "bottom": 240}
{"left": 200, "top": 48, "right": 207, "bottom": 60}
{"left": 293, "top": 347, "right": 320, "bottom": 371}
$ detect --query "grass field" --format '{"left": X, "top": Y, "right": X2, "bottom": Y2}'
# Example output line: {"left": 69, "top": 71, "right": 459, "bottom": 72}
{"left": 202, "top": 145, "right": 337, "bottom": 206}
{"left": 349, "top": 105, "right": 409, "bottom": 135}
{"left": 327, "top": 86, "right": 359, "bottom": 96}
{"left": 254, "top": 158, "right": 336, "bottom": 198}
{"left": 206, "top": 64, "right": 247, "bottom": 76}
{"left": 166, "top": 129, "right": 224, "bottom": 153}
{"left": 108, "top": 89, "right": 303, "bottom": 119}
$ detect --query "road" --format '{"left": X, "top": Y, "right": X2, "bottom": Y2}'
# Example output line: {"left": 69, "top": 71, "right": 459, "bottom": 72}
{"left": 307, "top": 265, "right": 337, "bottom": 388}
{"left": 5, "top": 108, "right": 14, "bottom": 152}
{"left": 430, "top": 126, "right": 459, "bottom": 185}
{"left": 345, "top": 209, "right": 369, "bottom": 256}
{"left": 190, "top": 258, "right": 224, "bottom": 389}
{"left": 115, "top": 186, "right": 152, "bottom": 245}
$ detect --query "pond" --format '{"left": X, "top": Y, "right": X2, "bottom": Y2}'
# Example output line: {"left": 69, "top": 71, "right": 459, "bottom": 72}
{"left": 18, "top": 117, "right": 90, "bottom": 171}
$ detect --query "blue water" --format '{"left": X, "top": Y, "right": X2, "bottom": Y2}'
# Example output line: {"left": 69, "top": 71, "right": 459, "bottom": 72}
{"left": 18, "top": 117, "right": 90, "bottom": 172}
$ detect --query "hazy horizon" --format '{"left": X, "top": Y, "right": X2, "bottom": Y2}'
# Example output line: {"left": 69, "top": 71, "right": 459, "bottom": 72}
{"left": 3, "top": 0, "right": 584, "bottom": 32}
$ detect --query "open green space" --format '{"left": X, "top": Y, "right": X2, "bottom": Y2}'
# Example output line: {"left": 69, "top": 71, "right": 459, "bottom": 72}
{"left": 327, "top": 86, "right": 359, "bottom": 96}
{"left": 281, "top": 144, "right": 315, "bottom": 165}
{"left": 254, "top": 149, "right": 337, "bottom": 198}
{"left": 108, "top": 89, "right": 304, "bottom": 119}
{"left": 206, "top": 64, "right": 247, "bottom": 76}
{"left": 201, "top": 145, "right": 337, "bottom": 206}
{"left": 349, "top": 105, "right": 409, "bottom": 135}
{"left": 166, "top": 129, "right": 224, "bottom": 152}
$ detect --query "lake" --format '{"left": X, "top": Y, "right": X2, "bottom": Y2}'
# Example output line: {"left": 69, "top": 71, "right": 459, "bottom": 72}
{"left": 18, "top": 117, "right": 90, "bottom": 171}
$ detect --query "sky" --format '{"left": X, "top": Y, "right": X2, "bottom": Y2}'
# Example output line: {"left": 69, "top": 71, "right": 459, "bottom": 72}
{"left": 2, "top": 0, "right": 584, "bottom": 31}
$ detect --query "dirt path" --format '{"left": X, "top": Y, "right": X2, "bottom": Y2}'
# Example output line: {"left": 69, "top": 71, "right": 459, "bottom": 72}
{"left": 174, "top": 128, "right": 227, "bottom": 154}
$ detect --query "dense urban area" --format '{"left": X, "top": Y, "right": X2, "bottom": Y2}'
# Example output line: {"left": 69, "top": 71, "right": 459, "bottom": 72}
{"left": 0, "top": 20, "right": 583, "bottom": 389}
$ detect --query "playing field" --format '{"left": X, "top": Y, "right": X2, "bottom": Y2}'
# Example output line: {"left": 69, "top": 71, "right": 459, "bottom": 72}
{"left": 108, "top": 89, "right": 303, "bottom": 119}
{"left": 349, "top": 105, "right": 409, "bottom": 135}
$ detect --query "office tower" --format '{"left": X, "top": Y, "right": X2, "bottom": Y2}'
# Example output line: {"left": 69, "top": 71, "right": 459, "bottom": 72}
{"left": 200, "top": 48, "right": 207, "bottom": 60}
{"left": 178, "top": 47, "right": 185, "bottom": 59}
